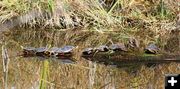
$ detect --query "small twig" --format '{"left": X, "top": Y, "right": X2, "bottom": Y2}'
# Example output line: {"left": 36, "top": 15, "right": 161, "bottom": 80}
{"left": 99, "top": 82, "right": 112, "bottom": 89}
{"left": 2, "top": 44, "right": 10, "bottom": 89}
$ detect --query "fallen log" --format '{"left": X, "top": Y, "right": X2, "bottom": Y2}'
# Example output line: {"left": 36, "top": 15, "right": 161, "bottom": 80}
{"left": 82, "top": 52, "right": 180, "bottom": 66}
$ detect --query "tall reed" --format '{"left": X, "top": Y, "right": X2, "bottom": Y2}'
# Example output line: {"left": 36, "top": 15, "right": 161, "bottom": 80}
{"left": 39, "top": 60, "right": 49, "bottom": 89}
{"left": 2, "top": 44, "right": 10, "bottom": 89}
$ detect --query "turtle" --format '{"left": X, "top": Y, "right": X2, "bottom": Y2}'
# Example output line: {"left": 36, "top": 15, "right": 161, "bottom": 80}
{"left": 109, "top": 43, "right": 127, "bottom": 51}
{"left": 82, "top": 48, "right": 94, "bottom": 55}
{"left": 54, "top": 45, "right": 75, "bottom": 58}
{"left": 95, "top": 45, "right": 109, "bottom": 52}
{"left": 22, "top": 47, "right": 36, "bottom": 57}
{"left": 35, "top": 47, "right": 48, "bottom": 56}
{"left": 60, "top": 45, "right": 75, "bottom": 53}
{"left": 145, "top": 43, "right": 159, "bottom": 54}
{"left": 46, "top": 47, "right": 60, "bottom": 56}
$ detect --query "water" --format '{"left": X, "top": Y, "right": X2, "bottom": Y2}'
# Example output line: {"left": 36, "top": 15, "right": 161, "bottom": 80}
{"left": 0, "top": 28, "right": 180, "bottom": 89}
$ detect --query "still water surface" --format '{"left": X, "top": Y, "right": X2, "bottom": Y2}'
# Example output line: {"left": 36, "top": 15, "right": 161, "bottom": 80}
{"left": 0, "top": 28, "right": 180, "bottom": 89}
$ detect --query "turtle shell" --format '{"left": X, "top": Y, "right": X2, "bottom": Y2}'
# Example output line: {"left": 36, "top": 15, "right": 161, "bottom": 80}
{"left": 60, "top": 46, "right": 75, "bottom": 53}
{"left": 145, "top": 44, "right": 159, "bottom": 54}
{"left": 55, "top": 46, "right": 74, "bottom": 59}
{"left": 109, "top": 43, "right": 127, "bottom": 51}
{"left": 82, "top": 48, "right": 94, "bottom": 55}
{"left": 49, "top": 47, "right": 59, "bottom": 52}
{"left": 23, "top": 47, "right": 36, "bottom": 51}
{"left": 22, "top": 47, "right": 36, "bottom": 56}
{"left": 35, "top": 47, "right": 48, "bottom": 56}
{"left": 95, "top": 45, "right": 109, "bottom": 52}
{"left": 53, "top": 46, "right": 75, "bottom": 58}
{"left": 36, "top": 47, "right": 48, "bottom": 52}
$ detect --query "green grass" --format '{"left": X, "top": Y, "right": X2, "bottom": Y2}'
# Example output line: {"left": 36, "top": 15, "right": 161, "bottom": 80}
{"left": 39, "top": 60, "right": 49, "bottom": 89}
{"left": 142, "top": 53, "right": 159, "bottom": 57}
{"left": 47, "top": 0, "right": 54, "bottom": 13}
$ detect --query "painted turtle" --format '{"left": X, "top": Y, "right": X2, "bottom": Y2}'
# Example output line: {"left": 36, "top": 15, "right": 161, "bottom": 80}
{"left": 82, "top": 48, "right": 94, "bottom": 55}
{"left": 145, "top": 44, "right": 159, "bottom": 54}
{"left": 95, "top": 45, "right": 109, "bottom": 52}
{"left": 22, "top": 47, "right": 36, "bottom": 57}
{"left": 54, "top": 46, "right": 75, "bottom": 58}
{"left": 109, "top": 43, "right": 127, "bottom": 51}
{"left": 35, "top": 47, "right": 48, "bottom": 56}
{"left": 60, "top": 45, "right": 75, "bottom": 53}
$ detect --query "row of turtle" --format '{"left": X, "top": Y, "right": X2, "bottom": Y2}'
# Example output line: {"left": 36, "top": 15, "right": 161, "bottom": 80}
{"left": 22, "top": 46, "right": 75, "bottom": 58}
{"left": 21, "top": 42, "right": 159, "bottom": 58}
{"left": 82, "top": 43, "right": 159, "bottom": 55}
{"left": 82, "top": 43, "right": 127, "bottom": 55}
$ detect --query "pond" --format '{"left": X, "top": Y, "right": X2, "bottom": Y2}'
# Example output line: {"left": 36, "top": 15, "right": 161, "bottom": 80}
{"left": 0, "top": 28, "right": 180, "bottom": 89}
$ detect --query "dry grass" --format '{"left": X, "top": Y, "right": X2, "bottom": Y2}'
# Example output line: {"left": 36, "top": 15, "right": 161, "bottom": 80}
{"left": 0, "top": 0, "right": 178, "bottom": 29}
{"left": 0, "top": 0, "right": 180, "bottom": 89}
{"left": 0, "top": 0, "right": 179, "bottom": 48}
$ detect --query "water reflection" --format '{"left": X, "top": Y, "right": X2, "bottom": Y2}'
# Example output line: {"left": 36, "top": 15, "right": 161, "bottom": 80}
{"left": 22, "top": 56, "right": 76, "bottom": 64}
{"left": 0, "top": 28, "right": 180, "bottom": 89}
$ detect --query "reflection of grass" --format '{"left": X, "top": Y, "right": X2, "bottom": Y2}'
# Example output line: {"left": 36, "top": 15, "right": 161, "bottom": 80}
{"left": 0, "top": 54, "right": 180, "bottom": 88}
{"left": 142, "top": 53, "right": 163, "bottom": 57}
{"left": 39, "top": 60, "right": 49, "bottom": 89}
{"left": 142, "top": 53, "right": 158, "bottom": 57}
{"left": 1, "top": 0, "right": 178, "bottom": 51}
{"left": 47, "top": 0, "right": 54, "bottom": 13}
